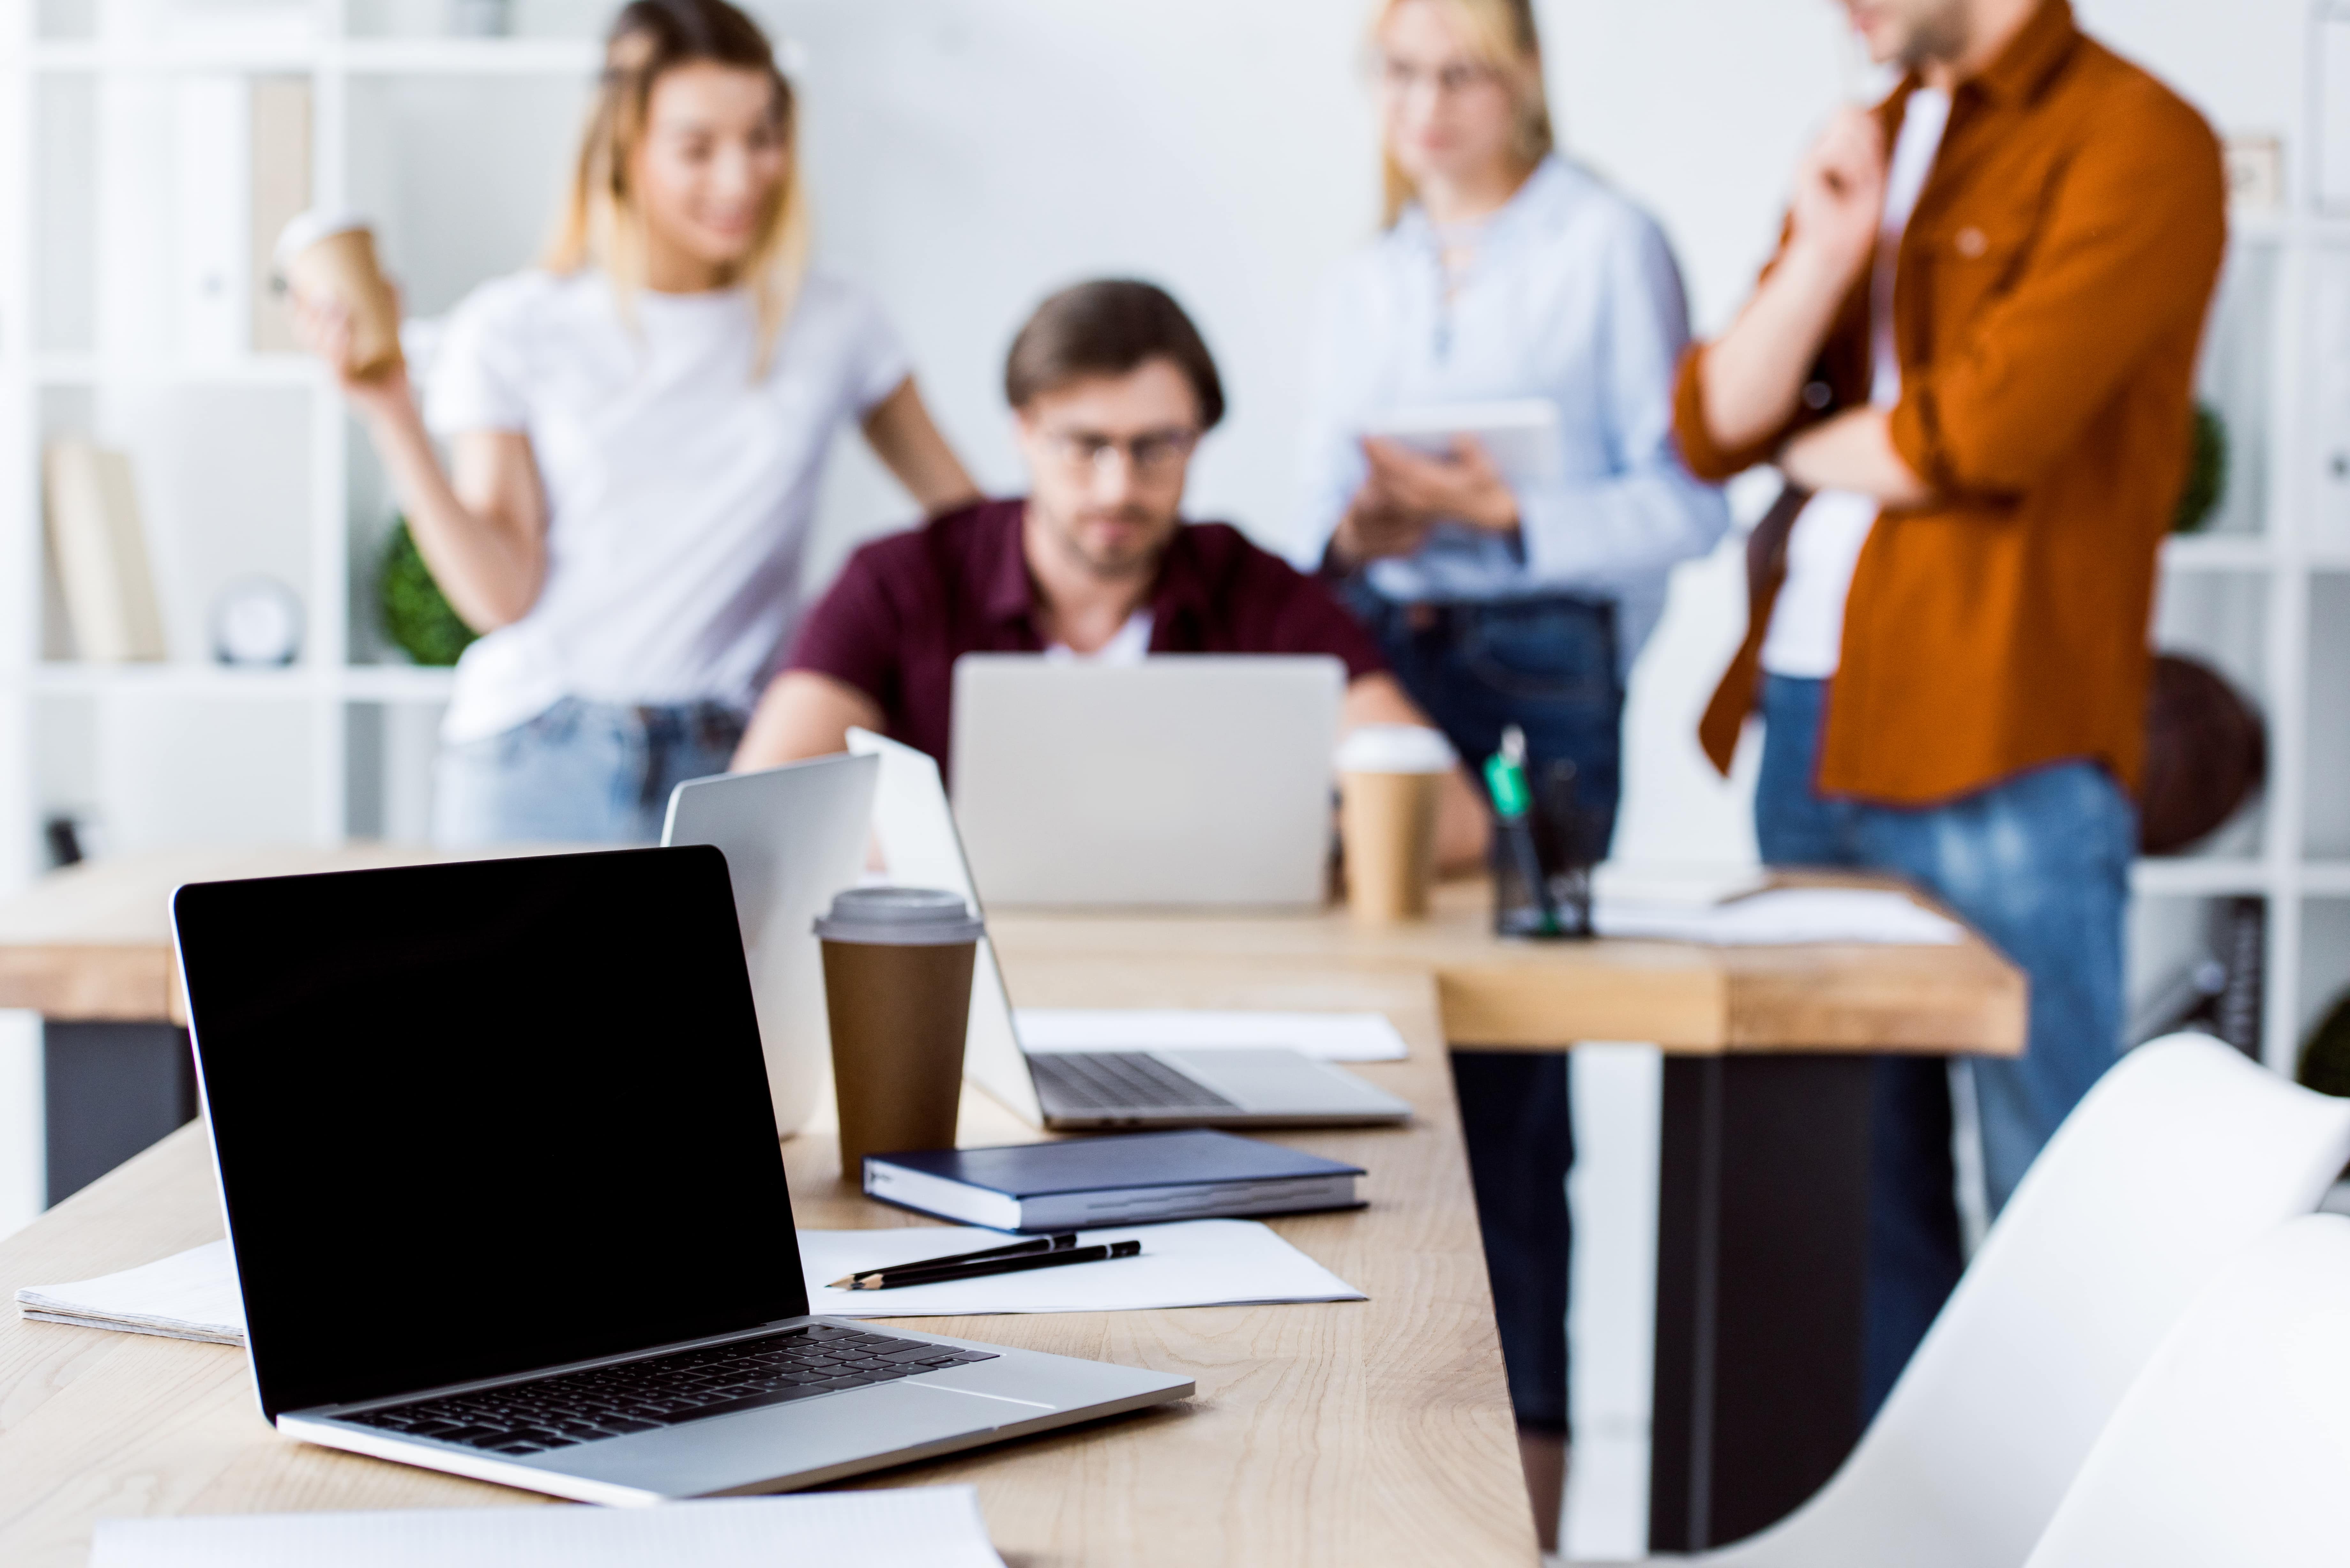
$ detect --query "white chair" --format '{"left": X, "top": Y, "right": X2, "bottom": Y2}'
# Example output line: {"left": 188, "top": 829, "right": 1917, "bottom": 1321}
{"left": 1633, "top": 1032, "right": 2350, "bottom": 1568}
{"left": 2020, "top": 1212, "right": 2350, "bottom": 1566}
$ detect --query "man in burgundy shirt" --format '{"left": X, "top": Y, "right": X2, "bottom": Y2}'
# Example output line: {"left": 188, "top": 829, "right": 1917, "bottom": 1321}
{"left": 732, "top": 279, "right": 1488, "bottom": 868}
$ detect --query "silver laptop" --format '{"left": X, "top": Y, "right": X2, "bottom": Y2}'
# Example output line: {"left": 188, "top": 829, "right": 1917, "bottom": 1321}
{"left": 850, "top": 728, "right": 1410, "bottom": 1131}
{"left": 662, "top": 754, "right": 877, "bottom": 1138}
{"left": 950, "top": 654, "right": 1345, "bottom": 907}
{"left": 170, "top": 848, "right": 1190, "bottom": 1505}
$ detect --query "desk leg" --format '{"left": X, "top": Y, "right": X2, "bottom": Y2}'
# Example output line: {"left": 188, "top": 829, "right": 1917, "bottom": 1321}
{"left": 1647, "top": 1053, "right": 1872, "bottom": 1551}
{"left": 43, "top": 1022, "right": 198, "bottom": 1206}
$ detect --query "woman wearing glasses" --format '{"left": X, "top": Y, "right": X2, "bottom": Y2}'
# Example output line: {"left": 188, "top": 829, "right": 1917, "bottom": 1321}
{"left": 298, "top": 0, "right": 976, "bottom": 844}
{"left": 1294, "top": 0, "right": 1727, "bottom": 1542}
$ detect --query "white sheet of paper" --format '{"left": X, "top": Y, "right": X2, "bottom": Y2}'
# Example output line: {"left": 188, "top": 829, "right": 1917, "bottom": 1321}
{"left": 16, "top": 1238, "right": 244, "bottom": 1344}
{"left": 91, "top": 1487, "right": 1004, "bottom": 1568}
{"left": 1593, "top": 887, "right": 1964, "bottom": 946}
{"left": 1012, "top": 1008, "right": 1409, "bottom": 1061}
{"left": 1589, "top": 861, "right": 1771, "bottom": 910}
{"left": 802, "top": 1219, "right": 1364, "bottom": 1317}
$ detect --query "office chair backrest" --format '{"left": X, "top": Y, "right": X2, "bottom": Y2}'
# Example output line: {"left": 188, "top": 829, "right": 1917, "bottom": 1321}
{"left": 1700, "top": 1033, "right": 2350, "bottom": 1568}
{"left": 2021, "top": 1214, "right": 2350, "bottom": 1568}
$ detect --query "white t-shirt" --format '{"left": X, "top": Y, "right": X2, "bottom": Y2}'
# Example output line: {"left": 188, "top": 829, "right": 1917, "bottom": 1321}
{"left": 1043, "top": 610, "right": 1155, "bottom": 665}
{"left": 1760, "top": 89, "right": 1952, "bottom": 679}
{"left": 424, "top": 268, "right": 911, "bottom": 743}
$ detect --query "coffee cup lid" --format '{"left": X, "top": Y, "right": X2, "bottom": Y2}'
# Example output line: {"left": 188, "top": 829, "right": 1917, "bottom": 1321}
{"left": 814, "top": 886, "right": 984, "bottom": 945}
{"left": 273, "top": 208, "right": 373, "bottom": 271}
{"left": 1336, "top": 723, "right": 1456, "bottom": 774}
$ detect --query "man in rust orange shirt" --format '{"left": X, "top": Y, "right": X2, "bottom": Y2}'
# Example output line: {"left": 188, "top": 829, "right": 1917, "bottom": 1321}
{"left": 1674, "top": 0, "right": 2225, "bottom": 1411}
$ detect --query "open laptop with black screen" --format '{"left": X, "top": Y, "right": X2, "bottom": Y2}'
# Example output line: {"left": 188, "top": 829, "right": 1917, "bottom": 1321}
{"left": 171, "top": 847, "right": 1189, "bottom": 1505}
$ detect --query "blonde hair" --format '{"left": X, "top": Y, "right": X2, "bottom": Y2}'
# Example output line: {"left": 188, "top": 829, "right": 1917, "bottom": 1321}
{"left": 1370, "top": 0, "right": 1555, "bottom": 227}
{"left": 545, "top": 0, "right": 810, "bottom": 371}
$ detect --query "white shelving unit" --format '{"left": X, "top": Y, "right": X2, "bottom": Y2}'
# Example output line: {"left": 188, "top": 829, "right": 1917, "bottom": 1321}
{"left": 0, "top": 0, "right": 599, "bottom": 881}
{"left": 2125, "top": 37, "right": 2350, "bottom": 1073}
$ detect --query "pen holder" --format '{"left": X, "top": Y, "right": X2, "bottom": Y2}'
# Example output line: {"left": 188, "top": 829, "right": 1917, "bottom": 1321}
{"left": 1491, "top": 758, "right": 1601, "bottom": 941}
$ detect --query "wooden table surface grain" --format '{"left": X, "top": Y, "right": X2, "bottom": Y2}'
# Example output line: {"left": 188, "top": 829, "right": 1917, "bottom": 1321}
{"left": 0, "top": 848, "right": 2023, "bottom": 1055}
{"left": 0, "top": 960, "right": 1535, "bottom": 1567}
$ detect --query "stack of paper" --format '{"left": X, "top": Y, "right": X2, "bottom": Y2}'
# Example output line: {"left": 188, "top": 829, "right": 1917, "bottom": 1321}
{"left": 802, "top": 1219, "right": 1363, "bottom": 1317}
{"left": 21, "top": 1219, "right": 1364, "bottom": 1347}
{"left": 16, "top": 1239, "right": 242, "bottom": 1344}
{"left": 91, "top": 1486, "right": 1005, "bottom": 1567}
{"left": 1012, "top": 1008, "right": 1408, "bottom": 1061}
{"left": 1594, "top": 887, "right": 1964, "bottom": 946}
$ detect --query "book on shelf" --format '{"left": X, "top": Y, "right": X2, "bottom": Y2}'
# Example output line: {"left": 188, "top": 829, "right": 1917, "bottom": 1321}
{"left": 43, "top": 441, "right": 168, "bottom": 664}
{"left": 2129, "top": 895, "right": 2264, "bottom": 1058}
{"left": 249, "top": 76, "right": 313, "bottom": 355}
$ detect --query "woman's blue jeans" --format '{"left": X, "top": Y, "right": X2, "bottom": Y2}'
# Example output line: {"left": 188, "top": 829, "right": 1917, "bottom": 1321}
{"left": 1344, "top": 588, "right": 1624, "bottom": 1435}
{"left": 434, "top": 697, "right": 747, "bottom": 847}
{"left": 1755, "top": 673, "right": 2134, "bottom": 1415}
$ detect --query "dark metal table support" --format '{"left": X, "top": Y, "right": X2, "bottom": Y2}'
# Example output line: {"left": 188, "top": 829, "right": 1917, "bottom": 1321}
{"left": 43, "top": 1021, "right": 198, "bottom": 1206}
{"left": 1649, "top": 1052, "right": 1876, "bottom": 1551}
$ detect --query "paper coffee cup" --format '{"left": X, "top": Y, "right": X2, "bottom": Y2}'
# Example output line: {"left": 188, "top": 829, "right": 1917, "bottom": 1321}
{"left": 814, "top": 887, "right": 983, "bottom": 1179}
{"left": 276, "top": 210, "right": 404, "bottom": 381}
{"left": 1337, "top": 724, "right": 1455, "bottom": 925}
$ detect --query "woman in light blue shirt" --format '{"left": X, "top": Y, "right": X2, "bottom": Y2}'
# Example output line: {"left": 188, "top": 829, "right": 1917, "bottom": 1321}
{"left": 1297, "top": 0, "right": 1725, "bottom": 1541}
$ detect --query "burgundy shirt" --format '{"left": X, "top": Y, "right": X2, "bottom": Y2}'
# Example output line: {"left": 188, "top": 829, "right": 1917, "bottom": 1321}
{"left": 787, "top": 498, "right": 1387, "bottom": 779}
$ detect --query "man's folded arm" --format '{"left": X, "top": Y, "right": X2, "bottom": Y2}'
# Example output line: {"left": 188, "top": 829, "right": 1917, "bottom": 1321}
{"left": 732, "top": 549, "right": 901, "bottom": 770}
{"left": 733, "top": 670, "right": 883, "bottom": 772}
{"left": 1887, "top": 89, "right": 2226, "bottom": 501}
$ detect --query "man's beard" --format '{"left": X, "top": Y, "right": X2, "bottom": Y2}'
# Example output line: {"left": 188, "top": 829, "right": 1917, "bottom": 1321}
{"left": 1054, "top": 504, "right": 1171, "bottom": 579}
{"left": 1892, "top": 0, "right": 1972, "bottom": 70}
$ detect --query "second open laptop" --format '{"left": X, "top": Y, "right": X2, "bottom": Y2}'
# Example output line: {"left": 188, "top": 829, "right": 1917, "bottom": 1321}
{"left": 949, "top": 654, "right": 1346, "bottom": 908}
{"left": 171, "top": 848, "right": 1189, "bottom": 1505}
{"left": 849, "top": 728, "right": 1410, "bottom": 1130}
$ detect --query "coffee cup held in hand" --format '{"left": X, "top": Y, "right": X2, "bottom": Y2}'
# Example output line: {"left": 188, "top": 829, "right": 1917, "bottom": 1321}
{"left": 276, "top": 210, "right": 404, "bottom": 381}
{"left": 1336, "top": 724, "right": 1456, "bottom": 925}
{"left": 813, "top": 887, "right": 984, "bottom": 1180}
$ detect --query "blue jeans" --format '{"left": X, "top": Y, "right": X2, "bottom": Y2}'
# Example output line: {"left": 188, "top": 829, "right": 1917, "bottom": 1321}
{"left": 433, "top": 697, "right": 747, "bottom": 847}
{"left": 1755, "top": 674, "right": 2133, "bottom": 1414}
{"left": 1345, "top": 589, "right": 1623, "bottom": 1434}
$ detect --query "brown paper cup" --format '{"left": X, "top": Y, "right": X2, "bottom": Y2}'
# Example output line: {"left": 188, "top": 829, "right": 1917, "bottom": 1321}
{"left": 814, "top": 886, "right": 984, "bottom": 1180}
{"left": 819, "top": 939, "right": 976, "bottom": 1177}
{"left": 286, "top": 227, "right": 404, "bottom": 381}
{"left": 1341, "top": 769, "right": 1441, "bottom": 924}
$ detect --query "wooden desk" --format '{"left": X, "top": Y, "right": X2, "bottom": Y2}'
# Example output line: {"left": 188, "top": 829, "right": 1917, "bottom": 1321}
{"left": 0, "top": 962, "right": 1527, "bottom": 1566}
{"left": 0, "top": 848, "right": 2025, "bottom": 1552}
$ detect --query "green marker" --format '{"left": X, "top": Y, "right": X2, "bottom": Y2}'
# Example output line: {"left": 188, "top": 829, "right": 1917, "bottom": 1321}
{"left": 1484, "top": 726, "right": 1558, "bottom": 936}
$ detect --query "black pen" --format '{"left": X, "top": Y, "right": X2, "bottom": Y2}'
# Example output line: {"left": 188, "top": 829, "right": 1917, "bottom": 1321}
{"left": 839, "top": 1239, "right": 1142, "bottom": 1291}
{"left": 826, "top": 1233, "right": 1078, "bottom": 1290}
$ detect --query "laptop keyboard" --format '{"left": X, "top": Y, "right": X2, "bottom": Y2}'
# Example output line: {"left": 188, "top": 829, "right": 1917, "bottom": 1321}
{"left": 1030, "top": 1051, "right": 1240, "bottom": 1112}
{"left": 339, "top": 1323, "right": 997, "bottom": 1457}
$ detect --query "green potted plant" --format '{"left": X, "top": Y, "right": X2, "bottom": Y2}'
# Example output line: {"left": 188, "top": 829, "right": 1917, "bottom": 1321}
{"left": 2171, "top": 401, "right": 2228, "bottom": 534}
{"left": 376, "top": 517, "right": 478, "bottom": 667}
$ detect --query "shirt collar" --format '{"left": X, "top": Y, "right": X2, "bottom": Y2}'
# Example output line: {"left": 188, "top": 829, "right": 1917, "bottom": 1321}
{"left": 983, "top": 499, "right": 1205, "bottom": 637}
{"left": 1965, "top": 0, "right": 2079, "bottom": 107}
{"left": 1394, "top": 153, "right": 1570, "bottom": 253}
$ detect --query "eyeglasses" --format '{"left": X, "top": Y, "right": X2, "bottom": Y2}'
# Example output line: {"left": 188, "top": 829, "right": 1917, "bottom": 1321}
{"left": 1042, "top": 427, "right": 1201, "bottom": 481}
{"left": 1376, "top": 55, "right": 1503, "bottom": 98}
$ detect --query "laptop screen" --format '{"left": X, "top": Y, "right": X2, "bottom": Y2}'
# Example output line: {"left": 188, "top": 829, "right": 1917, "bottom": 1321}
{"left": 173, "top": 847, "right": 807, "bottom": 1420}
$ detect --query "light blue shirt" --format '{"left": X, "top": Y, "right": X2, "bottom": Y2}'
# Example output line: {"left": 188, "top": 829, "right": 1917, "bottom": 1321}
{"left": 1293, "top": 156, "right": 1729, "bottom": 667}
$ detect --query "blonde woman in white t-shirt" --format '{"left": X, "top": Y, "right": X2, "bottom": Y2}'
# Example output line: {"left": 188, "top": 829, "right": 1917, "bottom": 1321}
{"left": 295, "top": 0, "right": 978, "bottom": 844}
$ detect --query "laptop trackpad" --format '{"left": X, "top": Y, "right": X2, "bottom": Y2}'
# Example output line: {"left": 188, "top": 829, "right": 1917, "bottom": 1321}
{"left": 545, "top": 1380, "right": 1004, "bottom": 1497}
{"left": 1158, "top": 1048, "right": 1403, "bottom": 1114}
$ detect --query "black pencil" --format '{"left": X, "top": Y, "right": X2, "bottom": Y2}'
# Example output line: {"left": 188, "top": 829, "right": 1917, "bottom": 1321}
{"left": 825, "top": 1232, "right": 1078, "bottom": 1290}
{"left": 840, "top": 1239, "right": 1142, "bottom": 1291}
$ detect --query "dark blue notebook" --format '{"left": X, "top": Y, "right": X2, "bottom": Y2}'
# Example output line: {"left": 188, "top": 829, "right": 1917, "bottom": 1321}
{"left": 861, "top": 1130, "right": 1366, "bottom": 1232}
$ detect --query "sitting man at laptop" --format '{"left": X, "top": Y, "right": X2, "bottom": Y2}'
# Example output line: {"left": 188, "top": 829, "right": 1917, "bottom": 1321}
{"left": 732, "top": 278, "right": 1489, "bottom": 869}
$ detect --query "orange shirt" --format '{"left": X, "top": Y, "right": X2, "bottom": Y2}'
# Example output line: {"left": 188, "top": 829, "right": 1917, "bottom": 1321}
{"left": 1676, "top": 0, "right": 2226, "bottom": 804}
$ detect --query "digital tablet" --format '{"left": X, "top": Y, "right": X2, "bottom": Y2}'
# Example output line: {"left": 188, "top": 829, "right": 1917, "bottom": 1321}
{"left": 1359, "top": 398, "right": 1564, "bottom": 486}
